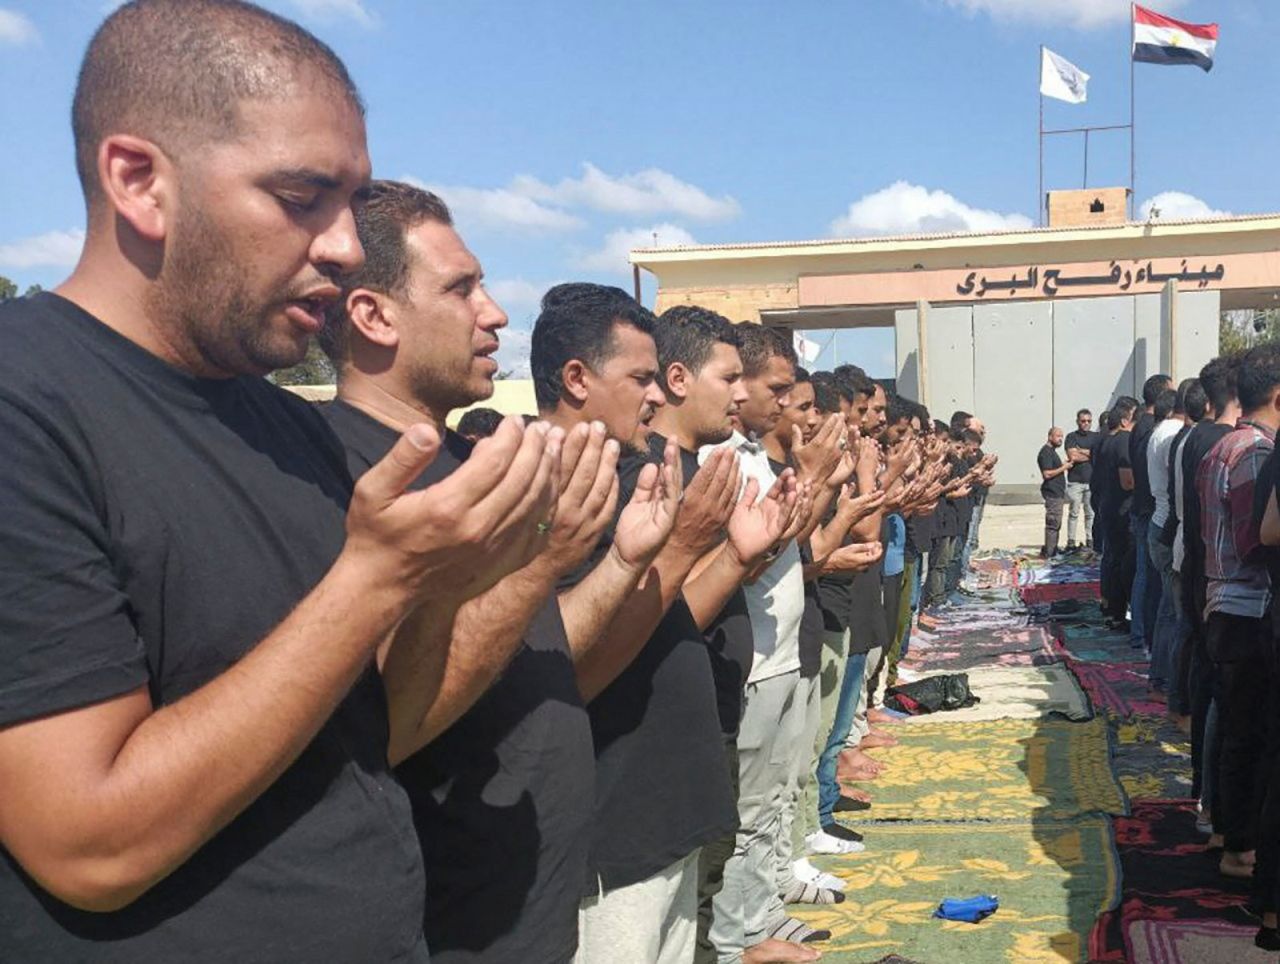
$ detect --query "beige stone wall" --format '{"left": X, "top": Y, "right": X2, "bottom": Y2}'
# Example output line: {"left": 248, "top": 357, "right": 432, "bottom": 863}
{"left": 653, "top": 283, "right": 798, "bottom": 323}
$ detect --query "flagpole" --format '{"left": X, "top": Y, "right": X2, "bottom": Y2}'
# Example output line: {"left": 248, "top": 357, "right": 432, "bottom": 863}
{"left": 1130, "top": 3, "right": 1136, "bottom": 219}
{"left": 1038, "top": 45, "right": 1044, "bottom": 227}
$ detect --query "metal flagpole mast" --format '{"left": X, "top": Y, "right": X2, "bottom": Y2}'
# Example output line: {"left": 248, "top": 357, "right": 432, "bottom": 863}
{"left": 1038, "top": 45, "right": 1044, "bottom": 227}
{"left": 1130, "top": 3, "right": 1136, "bottom": 219}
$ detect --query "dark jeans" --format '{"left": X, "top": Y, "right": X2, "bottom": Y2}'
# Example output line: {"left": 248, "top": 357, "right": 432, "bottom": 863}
{"left": 1132, "top": 512, "right": 1160, "bottom": 650}
{"left": 923, "top": 537, "right": 955, "bottom": 610}
{"left": 695, "top": 736, "right": 739, "bottom": 964}
{"left": 1043, "top": 496, "right": 1065, "bottom": 555}
{"left": 1205, "top": 612, "right": 1272, "bottom": 853}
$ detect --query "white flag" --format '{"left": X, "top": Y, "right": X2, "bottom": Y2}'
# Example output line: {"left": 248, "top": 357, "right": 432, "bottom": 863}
{"left": 1040, "top": 48, "right": 1089, "bottom": 104}
{"left": 793, "top": 332, "right": 821, "bottom": 364}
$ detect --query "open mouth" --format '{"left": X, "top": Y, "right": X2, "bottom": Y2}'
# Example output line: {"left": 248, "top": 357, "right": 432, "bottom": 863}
{"left": 284, "top": 289, "right": 339, "bottom": 333}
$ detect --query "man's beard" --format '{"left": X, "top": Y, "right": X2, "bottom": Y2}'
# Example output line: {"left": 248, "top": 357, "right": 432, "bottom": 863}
{"left": 148, "top": 205, "right": 306, "bottom": 377}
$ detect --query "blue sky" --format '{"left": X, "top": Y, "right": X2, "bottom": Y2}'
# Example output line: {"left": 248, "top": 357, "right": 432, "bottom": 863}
{"left": 1, "top": 0, "right": 1275, "bottom": 376}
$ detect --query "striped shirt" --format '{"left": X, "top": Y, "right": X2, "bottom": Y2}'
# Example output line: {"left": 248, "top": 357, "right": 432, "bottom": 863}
{"left": 1196, "top": 420, "right": 1275, "bottom": 619}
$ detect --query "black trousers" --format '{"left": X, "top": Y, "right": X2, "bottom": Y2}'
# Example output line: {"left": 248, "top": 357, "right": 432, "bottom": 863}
{"left": 1205, "top": 612, "right": 1272, "bottom": 854}
{"left": 1099, "top": 509, "right": 1133, "bottom": 620}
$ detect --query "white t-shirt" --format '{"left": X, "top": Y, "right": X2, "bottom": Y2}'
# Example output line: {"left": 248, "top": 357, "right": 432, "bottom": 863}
{"left": 699, "top": 432, "right": 804, "bottom": 684}
{"left": 1148, "top": 417, "right": 1184, "bottom": 529}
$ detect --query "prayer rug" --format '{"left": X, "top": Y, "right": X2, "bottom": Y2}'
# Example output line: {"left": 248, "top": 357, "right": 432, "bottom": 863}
{"left": 837, "top": 718, "right": 1127, "bottom": 823}
{"left": 1123, "top": 918, "right": 1273, "bottom": 964}
{"left": 1109, "top": 714, "right": 1193, "bottom": 800}
{"left": 1088, "top": 799, "right": 1256, "bottom": 961}
{"left": 901, "top": 627, "right": 1059, "bottom": 673}
{"left": 799, "top": 818, "right": 1120, "bottom": 963}
{"left": 898, "top": 663, "right": 1092, "bottom": 724}
{"left": 1068, "top": 660, "right": 1164, "bottom": 717}
{"left": 1020, "top": 581, "right": 1101, "bottom": 605}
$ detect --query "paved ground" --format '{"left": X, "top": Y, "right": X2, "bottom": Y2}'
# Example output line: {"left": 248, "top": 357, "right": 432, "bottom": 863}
{"left": 977, "top": 502, "right": 1053, "bottom": 552}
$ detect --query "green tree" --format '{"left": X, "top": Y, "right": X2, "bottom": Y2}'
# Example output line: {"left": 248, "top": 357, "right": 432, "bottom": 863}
{"left": 268, "top": 338, "right": 336, "bottom": 386}
{"left": 1221, "top": 309, "right": 1280, "bottom": 354}
{"left": 23, "top": 284, "right": 43, "bottom": 296}
{"left": 0, "top": 275, "right": 16, "bottom": 302}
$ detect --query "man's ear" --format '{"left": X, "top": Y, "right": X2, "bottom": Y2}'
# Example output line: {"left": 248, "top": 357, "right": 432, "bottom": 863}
{"left": 99, "top": 134, "right": 173, "bottom": 243}
{"left": 665, "top": 362, "right": 690, "bottom": 401}
{"left": 345, "top": 289, "right": 400, "bottom": 349}
{"left": 561, "top": 359, "right": 590, "bottom": 404}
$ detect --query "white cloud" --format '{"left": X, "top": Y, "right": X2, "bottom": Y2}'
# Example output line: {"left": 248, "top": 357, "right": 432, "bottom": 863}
{"left": 286, "top": 0, "right": 375, "bottom": 27}
{"left": 406, "top": 178, "right": 584, "bottom": 234}
{"left": 512, "top": 163, "right": 740, "bottom": 222}
{"left": 576, "top": 224, "right": 699, "bottom": 275}
{"left": 1139, "top": 191, "right": 1231, "bottom": 221}
{"left": 486, "top": 278, "right": 561, "bottom": 323}
{"left": 829, "top": 181, "right": 1032, "bottom": 237}
{"left": 939, "top": 0, "right": 1186, "bottom": 29}
{"left": 0, "top": 9, "right": 38, "bottom": 45}
{"left": 0, "top": 228, "right": 84, "bottom": 269}
{"left": 493, "top": 327, "right": 532, "bottom": 379}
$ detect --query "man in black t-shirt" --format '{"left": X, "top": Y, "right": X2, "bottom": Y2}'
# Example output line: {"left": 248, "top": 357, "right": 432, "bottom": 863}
{"left": 1037, "top": 427, "right": 1070, "bottom": 557}
{"left": 320, "top": 185, "right": 694, "bottom": 963}
{"left": 531, "top": 288, "right": 798, "bottom": 963}
{"left": 0, "top": 6, "right": 555, "bottom": 961}
{"left": 1130, "top": 374, "right": 1173, "bottom": 654}
{"left": 1094, "top": 400, "right": 1139, "bottom": 626}
{"left": 1064, "top": 409, "right": 1099, "bottom": 548}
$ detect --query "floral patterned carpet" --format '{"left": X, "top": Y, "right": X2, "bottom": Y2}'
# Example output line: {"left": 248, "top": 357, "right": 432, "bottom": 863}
{"left": 788, "top": 550, "right": 1241, "bottom": 963}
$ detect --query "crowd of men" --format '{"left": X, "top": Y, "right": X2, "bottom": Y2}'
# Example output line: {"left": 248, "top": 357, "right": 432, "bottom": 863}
{"left": 0, "top": 3, "right": 1007, "bottom": 961}
{"left": 1036, "top": 354, "right": 1280, "bottom": 950}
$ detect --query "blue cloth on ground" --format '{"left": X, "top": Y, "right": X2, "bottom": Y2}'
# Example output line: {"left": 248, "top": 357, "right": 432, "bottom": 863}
{"left": 933, "top": 895, "right": 998, "bottom": 923}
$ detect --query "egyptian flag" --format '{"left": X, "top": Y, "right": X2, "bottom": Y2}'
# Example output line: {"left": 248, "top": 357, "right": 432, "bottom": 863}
{"left": 1133, "top": 5, "right": 1218, "bottom": 72}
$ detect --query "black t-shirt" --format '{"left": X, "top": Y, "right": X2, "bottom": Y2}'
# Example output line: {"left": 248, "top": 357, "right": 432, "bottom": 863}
{"left": 1093, "top": 430, "right": 1133, "bottom": 520}
{"left": 562, "top": 432, "right": 736, "bottom": 891}
{"left": 816, "top": 499, "right": 854, "bottom": 632}
{"left": 1064, "top": 429, "right": 1099, "bottom": 485}
{"left": 846, "top": 513, "right": 890, "bottom": 656}
{"left": 1163, "top": 424, "right": 1194, "bottom": 544}
{"left": 681, "top": 445, "right": 753, "bottom": 737}
{"left": 323, "top": 401, "right": 594, "bottom": 964}
{"left": 1037, "top": 444, "right": 1066, "bottom": 499}
{"left": 0, "top": 295, "right": 426, "bottom": 962}
{"left": 1130, "top": 412, "right": 1158, "bottom": 517}
{"left": 1180, "top": 421, "right": 1234, "bottom": 579}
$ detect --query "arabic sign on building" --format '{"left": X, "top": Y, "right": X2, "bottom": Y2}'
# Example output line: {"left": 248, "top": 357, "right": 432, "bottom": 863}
{"left": 798, "top": 251, "right": 1279, "bottom": 308}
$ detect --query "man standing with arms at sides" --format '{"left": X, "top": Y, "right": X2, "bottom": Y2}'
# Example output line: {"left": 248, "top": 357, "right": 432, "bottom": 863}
{"left": 320, "top": 182, "right": 689, "bottom": 962}
{"left": 1145, "top": 387, "right": 1186, "bottom": 703}
{"left": 532, "top": 286, "right": 798, "bottom": 964}
{"left": 1038, "top": 427, "right": 1070, "bottom": 558}
{"left": 0, "top": 3, "right": 557, "bottom": 960}
{"left": 1094, "top": 399, "right": 1139, "bottom": 631}
{"left": 1179, "top": 357, "right": 1239, "bottom": 818}
{"left": 1064, "top": 409, "right": 1099, "bottom": 549}
{"left": 1196, "top": 345, "right": 1280, "bottom": 881}
{"left": 1131, "top": 374, "right": 1174, "bottom": 654}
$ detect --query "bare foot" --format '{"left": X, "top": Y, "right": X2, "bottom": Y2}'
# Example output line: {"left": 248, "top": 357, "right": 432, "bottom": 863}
{"left": 1207, "top": 833, "right": 1224, "bottom": 849}
{"left": 1145, "top": 688, "right": 1167, "bottom": 704}
{"left": 1169, "top": 712, "right": 1191, "bottom": 734}
{"left": 1264, "top": 912, "right": 1278, "bottom": 929}
{"left": 868, "top": 708, "right": 901, "bottom": 725}
{"left": 860, "top": 732, "right": 898, "bottom": 749}
{"left": 1221, "top": 851, "right": 1255, "bottom": 878}
{"left": 842, "top": 787, "right": 873, "bottom": 802}
{"left": 838, "top": 748, "right": 882, "bottom": 770}
{"left": 743, "top": 938, "right": 822, "bottom": 963}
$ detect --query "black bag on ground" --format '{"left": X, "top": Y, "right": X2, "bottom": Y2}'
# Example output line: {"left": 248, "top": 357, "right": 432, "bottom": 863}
{"left": 885, "top": 673, "right": 980, "bottom": 715}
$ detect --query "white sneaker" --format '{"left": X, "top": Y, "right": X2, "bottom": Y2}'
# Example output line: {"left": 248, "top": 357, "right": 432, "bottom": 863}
{"left": 806, "top": 830, "right": 866, "bottom": 855}
{"left": 792, "top": 857, "right": 847, "bottom": 891}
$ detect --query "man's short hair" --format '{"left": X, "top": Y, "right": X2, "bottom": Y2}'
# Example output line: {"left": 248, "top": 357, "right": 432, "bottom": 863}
{"left": 73, "top": 0, "right": 362, "bottom": 202}
{"left": 886, "top": 393, "right": 913, "bottom": 426}
{"left": 832, "top": 363, "right": 875, "bottom": 401}
{"left": 734, "top": 323, "right": 797, "bottom": 378}
{"left": 1142, "top": 373, "right": 1173, "bottom": 406}
{"left": 794, "top": 366, "right": 811, "bottom": 385}
{"left": 1199, "top": 355, "right": 1238, "bottom": 416}
{"left": 1182, "top": 381, "right": 1209, "bottom": 422}
{"left": 1076, "top": 408, "right": 1092, "bottom": 419}
{"left": 456, "top": 407, "right": 503, "bottom": 439}
{"left": 320, "top": 179, "right": 453, "bottom": 363}
{"left": 949, "top": 410, "right": 974, "bottom": 434}
{"left": 1113, "top": 396, "right": 1139, "bottom": 419}
{"left": 530, "top": 283, "right": 655, "bottom": 410}
{"left": 961, "top": 428, "right": 982, "bottom": 445}
{"left": 1103, "top": 410, "right": 1120, "bottom": 431}
{"left": 654, "top": 305, "right": 740, "bottom": 392}
{"left": 1234, "top": 343, "right": 1280, "bottom": 413}
{"left": 1153, "top": 388, "right": 1178, "bottom": 421}
{"left": 810, "top": 372, "right": 840, "bottom": 414}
